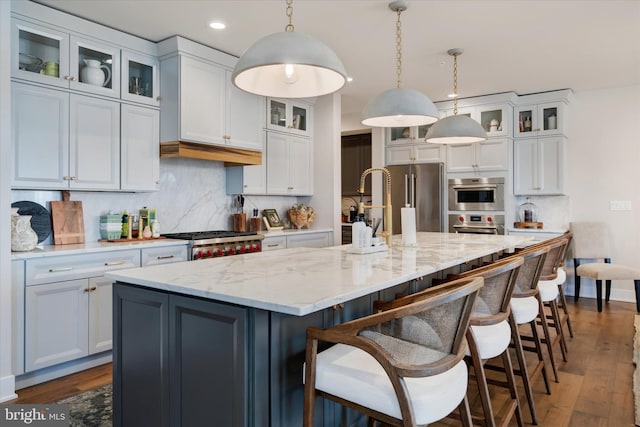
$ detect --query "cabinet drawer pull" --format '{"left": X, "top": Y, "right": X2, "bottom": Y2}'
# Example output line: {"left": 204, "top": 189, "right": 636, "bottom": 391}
{"left": 156, "top": 255, "right": 175, "bottom": 260}
{"left": 287, "top": 186, "right": 294, "bottom": 190}
{"left": 105, "top": 261, "right": 126, "bottom": 266}
{"left": 63, "top": 176, "right": 70, "bottom": 181}
{"left": 49, "top": 267, "right": 73, "bottom": 272}
{"left": 267, "top": 243, "right": 280, "bottom": 248}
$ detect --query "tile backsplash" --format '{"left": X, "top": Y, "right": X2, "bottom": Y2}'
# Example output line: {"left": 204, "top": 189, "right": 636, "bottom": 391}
{"left": 12, "top": 158, "right": 297, "bottom": 244}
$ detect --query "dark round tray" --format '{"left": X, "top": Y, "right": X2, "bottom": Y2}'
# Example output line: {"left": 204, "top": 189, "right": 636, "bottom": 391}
{"left": 12, "top": 201, "right": 52, "bottom": 243}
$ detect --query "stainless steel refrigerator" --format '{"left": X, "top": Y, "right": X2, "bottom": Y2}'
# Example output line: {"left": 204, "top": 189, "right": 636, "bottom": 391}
{"left": 385, "top": 163, "right": 445, "bottom": 234}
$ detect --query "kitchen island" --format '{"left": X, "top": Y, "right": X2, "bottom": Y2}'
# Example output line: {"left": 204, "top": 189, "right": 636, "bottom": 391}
{"left": 107, "top": 232, "right": 528, "bottom": 427}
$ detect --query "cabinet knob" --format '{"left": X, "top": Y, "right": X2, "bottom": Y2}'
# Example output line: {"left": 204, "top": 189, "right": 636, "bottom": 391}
{"left": 156, "top": 180, "right": 160, "bottom": 185}
{"left": 244, "top": 184, "right": 248, "bottom": 188}
{"left": 70, "top": 176, "right": 76, "bottom": 180}
{"left": 156, "top": 96, "right": 161, "bottom": 101}
{"left": 332, "top": 303, "right": 345, "bottom": 311}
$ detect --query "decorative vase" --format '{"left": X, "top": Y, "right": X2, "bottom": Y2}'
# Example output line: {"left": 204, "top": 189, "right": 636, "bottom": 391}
{"left": 11, "top": 213, "right": 38, "bottom": 251}
{"left": 80, "top": 59, "right": 111, "bottom": 87}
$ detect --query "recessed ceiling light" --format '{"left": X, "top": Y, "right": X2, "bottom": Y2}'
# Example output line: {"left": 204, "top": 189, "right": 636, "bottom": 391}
{"left": 209, "top": 22, "right": 226, "bottom": 30}
{"left": 448, "top": 93, "right": 458, "bottom": 98}
{"left": 347, "top": 76, "right": 353, "bottom": 82}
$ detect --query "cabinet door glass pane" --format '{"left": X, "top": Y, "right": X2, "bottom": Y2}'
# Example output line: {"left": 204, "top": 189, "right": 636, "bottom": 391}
{"left": 269, "top": 100, "right": 286, "bottom": 128}
{"left": 480, "top": 109, "right": 502, "bottom": 133}
{"left": 390, "top": 127, "right": 410, "bottom": 142}
{"left": 292, "top": 105, "right": 307, "bottom": 132}
{"left": 417, "top": 124, "right": 431, "bottom": 139}
{"left": 78, "top": 47, "right": 114, "bottom": 89}
{"left": 518, "top": 110, "right": 533, "bottom": 133}
{"left": 542, "top": 107, "right": 558, "bottom": 131}
{"left": 18, "top": 29, "right": 59, "bottom": 77}
{"left": 128, "top": 60, "right": 153, "bottom": 98}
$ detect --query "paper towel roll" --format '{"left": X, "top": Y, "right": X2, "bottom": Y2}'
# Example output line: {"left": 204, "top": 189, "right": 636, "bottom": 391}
{"left": 401, "top": 207, "right": 417, "bottom": 246}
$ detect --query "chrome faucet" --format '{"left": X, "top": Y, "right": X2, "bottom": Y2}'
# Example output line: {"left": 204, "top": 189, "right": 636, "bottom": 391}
{"left": 358, "top": 167, "right": 392, "bottom": 246}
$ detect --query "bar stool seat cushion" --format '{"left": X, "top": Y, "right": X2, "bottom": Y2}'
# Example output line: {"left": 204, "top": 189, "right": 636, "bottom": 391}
{"left": 466, "top": 320, "right": 511, "bottom": 359}
{"left": 510, "top": 296, "right": 539, "bottom": 324}
{"left": 577, "top": 263, "right": 640, "bottom": 280}
{"left": 311, "top": 343, "right": 468, "bottom": 425}
{"left": 538, "top": 279, "right": 559, "bottom": 302}
{"left": 555, "top": 267, "right": 566, "bottom": 285}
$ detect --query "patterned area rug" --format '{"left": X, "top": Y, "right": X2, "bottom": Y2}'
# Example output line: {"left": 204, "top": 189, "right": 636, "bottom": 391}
{"left": 57, "top": 384, "right": 112, "bottom": 426}
{"left": 634, "top": 315, "right": 640, "bottom": 426}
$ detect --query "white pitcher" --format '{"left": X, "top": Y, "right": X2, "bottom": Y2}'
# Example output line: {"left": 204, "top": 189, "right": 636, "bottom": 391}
{"left": 80, "top": 59, "right": 111, "bottom": 87}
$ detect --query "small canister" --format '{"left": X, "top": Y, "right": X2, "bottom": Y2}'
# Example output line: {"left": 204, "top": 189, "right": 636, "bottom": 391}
{"left": 151, "top": 220, "right": 160, "bottom": 238}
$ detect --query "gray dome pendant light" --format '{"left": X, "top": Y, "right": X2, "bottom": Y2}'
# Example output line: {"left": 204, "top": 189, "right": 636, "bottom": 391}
{"left": 425, "top": 49, "right": 487, "bottom": 144}
{"left": 361, "top": 0, "right": 439, "bottom": 128}
{"left": 231, "top": 0, "right": 347, "bottom": 98}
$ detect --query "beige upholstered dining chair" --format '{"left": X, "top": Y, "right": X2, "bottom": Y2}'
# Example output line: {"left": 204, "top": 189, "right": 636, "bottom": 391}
{"left": 570, "top": 221, "right": 640, "bottom": 312}
{"left": 303, "top": 277, "right": 483, "bottom": 427}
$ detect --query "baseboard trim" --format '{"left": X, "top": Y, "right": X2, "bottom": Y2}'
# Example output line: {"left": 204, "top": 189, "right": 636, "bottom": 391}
{"left": 15, "top": 352, "right": 112, "bottom": 391}
{"left": 0, "top": 374, "right": 17, "bottom": 403}
{"left": 563, "top": 283, "right": 637, "bottom": 304}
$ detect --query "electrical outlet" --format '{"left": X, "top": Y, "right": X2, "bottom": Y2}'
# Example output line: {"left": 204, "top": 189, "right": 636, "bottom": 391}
{"left": 610, "top": 200, "right": 632, "bottom": 211}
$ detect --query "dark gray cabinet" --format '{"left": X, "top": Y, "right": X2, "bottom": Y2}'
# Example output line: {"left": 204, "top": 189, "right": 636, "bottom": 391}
{"left": 341, "top": 133, "right": 372, "bottom": 196}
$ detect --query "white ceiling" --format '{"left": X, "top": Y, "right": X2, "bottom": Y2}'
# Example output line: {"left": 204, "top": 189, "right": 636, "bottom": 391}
{"left": 33, "top": 0, "right": 640, "bottom": 116}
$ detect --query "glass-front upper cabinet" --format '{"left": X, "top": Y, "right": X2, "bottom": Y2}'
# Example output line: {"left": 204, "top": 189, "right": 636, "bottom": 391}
{"left": 514, "top": 102, "right": 564, "bottom": 138}
{"left": 121, "top": 50, "right": 159, "bottom": 106}
{"left": 386, "top": 124, "right": 433, "bottom": 145}
{"left": 12, "top": 18, "right": 70, "bottom": 89}
{"left": 441, "top": 104, "right": 510, "bottom": 138}
{"left": 266, "top": 98, "right": 311, "bottom": 137}
{"left": 12, "top": 18, "right": 121, "bottom": 98}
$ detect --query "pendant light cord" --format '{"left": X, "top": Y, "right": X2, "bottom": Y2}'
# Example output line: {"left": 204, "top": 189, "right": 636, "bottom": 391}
{"left": 395, "top": 8, "right": 403, "bottom": 88}
{"left": 452, "top": 52, "right": 458, "bottom": 115}
{"left": 285, "top": 0, "right": 294, "bottom": 32}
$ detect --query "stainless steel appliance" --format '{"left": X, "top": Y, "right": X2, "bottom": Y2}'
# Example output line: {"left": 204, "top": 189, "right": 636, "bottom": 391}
{"left": 385, "top": 163, "right": 445, "bottom": 234}
{"left": 163, "top": 231, "right": 264, "bottom": 260}
{"left": 448, "top": 213, "right": 505, "bottom": 235}
{"left": 448, "top": 177, "right": 505, "bottom": 211}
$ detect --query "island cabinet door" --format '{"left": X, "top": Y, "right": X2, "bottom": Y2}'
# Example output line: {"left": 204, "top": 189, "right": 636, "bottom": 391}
{"left": 112, "top": 284, "right": 170, "bottom": 427}
{"left": 169, "top": 295, "right": 248, "bottom": 427}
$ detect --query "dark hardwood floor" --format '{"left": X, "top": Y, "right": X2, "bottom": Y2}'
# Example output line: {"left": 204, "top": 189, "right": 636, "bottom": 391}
{"left": 5, "top": 297, "right": 637, "bottom": 426}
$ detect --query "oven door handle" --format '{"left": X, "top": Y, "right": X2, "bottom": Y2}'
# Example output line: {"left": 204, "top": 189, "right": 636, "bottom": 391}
{"left": 453, "top": 225, "right": 498, "bottom": 235}
{"left": 452, "top": 185, "right": 497, "bottom": 190}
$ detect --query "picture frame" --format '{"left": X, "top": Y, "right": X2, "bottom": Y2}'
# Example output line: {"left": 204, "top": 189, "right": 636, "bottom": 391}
{"left": 262, "top": 209, "right": 284, "bottom": 230}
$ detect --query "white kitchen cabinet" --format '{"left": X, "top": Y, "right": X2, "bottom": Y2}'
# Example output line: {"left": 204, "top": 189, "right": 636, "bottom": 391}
{"left": 442, "top": 104, "right": 511, "bottom": 138}
{"left": 266, "top": 131, "right": 312, "bottom": 195}
{"left": 121, "top": 49, "right": 160, "bottom": 106}
{"left": 514, "top": 102, "right": 565, "bottom": 138}
{"left": 226, "top": 162, "right": 267, "bottom": 195}
{"left": 12, "top": 260, "right": 25, "bottom": 375}
{"left": 266, "top": 98, "right": 312, "bottom": 137}
{"left": 385, "top": 143, "right": 445, "bottom": 165}
{"left": 12, "top": 82, "right": 120, "bottom": 190}
{"left": 159, "top": 46, "right": 262, "bottom": 151}
{"left": 141, "top": 245, "right": 189, "bottom": 266}
{"left": 23, "top": 249, "right": 140, "bottom": 372}
{"left": 262, "top": 231, "right": 333, "bottom": 251}
{"left": 287, "top": 232, "right": 332, "bottom": 249}
{"left": 120, "top": 104, "right": 160, "bottom": 191}
{"left": 25, "top": 279, "right": 89, "bottom": 372}
{"left": 69, "top": 94, "right": 120, "bottom": 190}
{"left": 446, "top": 138, "right": 509, "bottom": 173}
{"left": 514, "top": 136, "right": 566, "bottom": 195}
{"left": 386, "top": 124, "right": 432, "bottom": 145}
{"left": 12, "top": 18, "right": 121, "bottom": 98}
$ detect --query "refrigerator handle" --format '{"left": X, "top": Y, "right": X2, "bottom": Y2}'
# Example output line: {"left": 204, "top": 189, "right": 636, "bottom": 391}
{"left": 404, "top": 174, "right": 409, "bottom": 206}
{"left": 411, "top": 174, "right": 416, "bottom": 207}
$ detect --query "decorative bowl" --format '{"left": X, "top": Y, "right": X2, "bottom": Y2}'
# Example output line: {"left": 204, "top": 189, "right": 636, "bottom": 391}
{"left": 288, "top": 205, "right": 316, "bottom": 229}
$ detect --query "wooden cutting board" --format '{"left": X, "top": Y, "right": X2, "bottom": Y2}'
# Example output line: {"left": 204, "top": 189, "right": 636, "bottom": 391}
{"left": 50, "top": 191, "right": 85, "bottom": 244}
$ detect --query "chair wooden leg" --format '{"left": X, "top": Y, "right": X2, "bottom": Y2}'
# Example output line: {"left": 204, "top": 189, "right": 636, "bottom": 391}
{"left": 605, "top": 279, "right": 612, "bottom": 302}
{"left": 596, "top": 280, "right": 603, "bottom": 312}
{"left": 501, "top": 348, "right": 525, "bottom": 427}
{"left": 556, "top": 283, "right": 574, "bottom": 338}
{"left": 466, "top": 330, "right": 497, "bottom": 427}
{"left": 458, "top": 395, "right": 474, "bottom": 427}
{"left": 509, "top": 314, "right": 538, "bottom": 424}
{"left": 529, "top": 315, "right": 551, "bottom": 394}
{"left": 549, "top": 299, "right": 568, "bottom": 361}
{"left": 635, "top": 280, "right": 640, "bottom": 313}
{"left": 574, "top": 259, "right": 581, "bottom": 302}
{"left": 537, "top": 296, "right": 559, "bottom": 382}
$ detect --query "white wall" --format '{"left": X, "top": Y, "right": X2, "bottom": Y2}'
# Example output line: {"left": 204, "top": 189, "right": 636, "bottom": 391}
{"left": 565, "top": 85, "right": 640, "bottom": 302}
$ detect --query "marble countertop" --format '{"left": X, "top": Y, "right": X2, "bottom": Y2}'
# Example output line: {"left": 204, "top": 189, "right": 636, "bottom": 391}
{"left": 259, "top": 228, "right": 332, "bottom": 237}
{"left": 11, "top": 239, "right": 189, "bottom": 260}
{"left": 106, "top": 232, "right": 529, "bottom": 316}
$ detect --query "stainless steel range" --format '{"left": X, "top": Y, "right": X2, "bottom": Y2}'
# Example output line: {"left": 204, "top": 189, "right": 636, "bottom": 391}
{"left": 163, "top": 231, "right": 264, "bottom": 260}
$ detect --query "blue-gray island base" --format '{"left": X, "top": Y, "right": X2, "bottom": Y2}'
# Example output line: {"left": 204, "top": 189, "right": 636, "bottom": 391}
{"left": 109, "top": 233, "right": 529, "bottom": 426}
